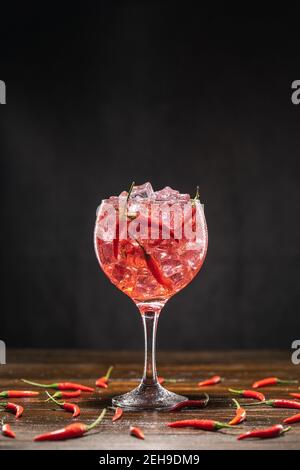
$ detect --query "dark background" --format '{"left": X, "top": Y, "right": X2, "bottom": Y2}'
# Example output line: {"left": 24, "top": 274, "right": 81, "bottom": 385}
{"left": 1, "top": 4, "right": 299, "bottom": 350}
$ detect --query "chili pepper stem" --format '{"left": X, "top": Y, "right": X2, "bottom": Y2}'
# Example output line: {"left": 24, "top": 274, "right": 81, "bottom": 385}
{"left": 244, "top": 401, "right": 266, "bottom": 406}
{"left": 104, "top": 366, "right": 114, "bottom": 381}
{"left": 228, "top": 388, "right": 243, "bottom": 395}
{"left": 282, "top": 426, "right": 291, "bottom": 433}
{"left": 278, "top": 380, "right": 298, "bottom": 384}
{"left": 215, "top": 422, "right": 232, "bottom": 429}
{"left": 232, "top": 398, "right": 241, "bottom": 409}
{"left": 21, "top": 379, "right": 54, "bottom": 388}
{"left": 86, "top": 408, "right": 107, "bottom": 431}
{"left": 118, "top": 181, "right": 135, "bottom": 224}
{"left": 127, "top": 182, "right": 135, "bottom": 200}
{"left": 194, "top": 186, "right": 200, "bottom": 201}
{"left": 45, "top": 391, "right": 62, "bottom": 406}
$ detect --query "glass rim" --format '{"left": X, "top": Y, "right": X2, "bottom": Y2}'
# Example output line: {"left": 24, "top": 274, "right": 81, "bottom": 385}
{"left": 97, "top": 197, "right": 201, "bottom": 205}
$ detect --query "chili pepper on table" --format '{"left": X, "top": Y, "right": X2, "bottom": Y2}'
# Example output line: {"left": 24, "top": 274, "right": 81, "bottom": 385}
{"left": 1, "top": 420, "right": 16, "bottom": 438}
{"left": 96, "top": 366, "right": 114, "bottom": 388}
{"left": 46, "top": 390, "right": 82, "bottom": 401}
{"left": 290, "top": 393, "right": 300, "bottom": 399}
{"left": 21, "top": 379, "right": 94, "bottom": 392}
{"left": 198, "top": 375, "right": 221, "bottom": 387}
{"left": 34, "top": 408, "right": 106, "bottom": 441}
{"left": 168, "top": 419, "right": 231, "bottom": 430}
{"left": 0, "top": 402, "right": 24, "bottom": 418}
{"left": 252, "top": 377, "right": 298, "bottom": 388}
{"left": 228, "top": 388, "right": 265, "bottom": 402}
{"left": 283, "top": 413, "right": 300, "bottom": 424}
{"left": 0, "top": 390, "right": 39, "bottom": 398}
{"left": 237, "top": 424, "right": 291, "bottom": 440}
{"left": 169, "top": 394, "right": 209, "bottom": 412}
{"left": 112, "top": 407, "right": 123, "bottom": 422}
{"left": 228, "top": 399, "right": 246, "bottom": 425}
{"left": 130, "top": 426, "right": 145, "bottom": 440}
{"left": 46, "top": 392, "right": 80, "bottom": 418}
{"left": 246, "top": 399, "right": 300, "bottom": 409}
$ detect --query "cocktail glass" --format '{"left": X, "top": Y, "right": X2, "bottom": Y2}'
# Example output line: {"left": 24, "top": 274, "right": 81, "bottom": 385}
{"left": 94, "top": 183, "right": 208, "bottom": 410}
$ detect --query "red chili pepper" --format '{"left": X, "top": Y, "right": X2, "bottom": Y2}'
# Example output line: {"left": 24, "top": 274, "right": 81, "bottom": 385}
{"left": 61, "top": 402, "right": 80, "bottom": 417}
{"left": 168, "top": 419, "right": 231, "bottom": 430}
{"left": 169, "top": 394, "right": 209, "bottom": 412}
{"left": 0, "top": 401, "right": 24, "bottom": 418}
{"left": 46, "top": 392, "right": 80, "bottom": 418}
{"left": 96, "top": 366, "right": 114, "bottom": 388}
{"left": 228, "top": 388, "right": 265, "bottom": 402}
{"left": 228, "top": 399, "right": 246, "bottom": 426}
{"left": 113, "top": 221, "right": 119, "bottom": 259}
{"left": 112, "top": 407, "right": 123, "bottom": 422}
{"left": 198, "top": 375, "right": 221, "bottom": 387}
{"left": 252, "top": 377, "right": 298, "bottom": 388}
{"left": 22, "top": 379, "right": 94, "bottom": 392}
{"left": 0, "top": 390, "right": 39, "bottom": 398}
{"left": 34, "top": 408, "right": 106, "bottom": 441}
{"left": 130, "top": 426, "right": 145, "bottom": 439}
{"left": 138, "top": 243, "right": 173, "bottom": 289}
{"left": 1, "top": 420, "right": 16, "bottom": 438}
{"left": 261, "top": 399, "right": 300, "bottom": 410}
{"left": 46, "top": 390, "right": 82, "bottom": 400}
{"left": 283, "top": 413, "right": 300, "bottom": 424}
{"left": 290, "top": 393, "right": 300, "bottom": 399}
{"left": 238, "top": 424, "right": 291, "bottom": 440}
{"left": 247, "top": 399, "right": 300, "bottom": 410}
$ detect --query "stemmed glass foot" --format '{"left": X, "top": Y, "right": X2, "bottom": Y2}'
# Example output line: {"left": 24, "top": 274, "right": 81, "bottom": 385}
{"left": 112, "top": 383, "right": 187, "bottom": 411}
{"left": 111, "top": 310, "right": 187, "bottom": 410}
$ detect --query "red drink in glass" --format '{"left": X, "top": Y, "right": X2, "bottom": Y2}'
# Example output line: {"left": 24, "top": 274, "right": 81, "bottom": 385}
{"left": 94, "top": 183, "right": 208, "bottom": 409}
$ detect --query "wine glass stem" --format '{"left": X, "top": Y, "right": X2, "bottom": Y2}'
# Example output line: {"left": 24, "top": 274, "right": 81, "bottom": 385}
{"left": 141, "top": 311, "right": 159, "bottom": 386}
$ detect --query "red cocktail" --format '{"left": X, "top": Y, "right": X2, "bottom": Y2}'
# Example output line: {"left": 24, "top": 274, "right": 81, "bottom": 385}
{"left": 94, "top": 183, "right": 208, "bottom": 409}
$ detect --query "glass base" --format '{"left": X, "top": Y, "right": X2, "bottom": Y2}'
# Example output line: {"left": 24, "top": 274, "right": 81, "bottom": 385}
{"left": 112, "top": 383, "right": 187, "bottom": 410}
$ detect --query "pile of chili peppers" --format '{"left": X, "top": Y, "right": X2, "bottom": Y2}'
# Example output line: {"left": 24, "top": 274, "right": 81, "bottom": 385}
{"left": 0, "top": 370, "right": 298, "bottom": 442}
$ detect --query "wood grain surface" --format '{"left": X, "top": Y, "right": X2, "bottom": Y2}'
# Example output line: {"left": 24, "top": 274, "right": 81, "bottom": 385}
{"left": 0, "top": 350, "right": 299, "bottom": 450}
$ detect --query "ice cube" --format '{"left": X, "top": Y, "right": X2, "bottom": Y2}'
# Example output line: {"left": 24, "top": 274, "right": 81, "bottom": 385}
{"left": 178, "top": 193, "right": 190, "bottom": 202}
{"left": 130, "top": 182, "right": 155, "bottom": 200}
{"left": 108, "top": 195, "right": 120, "bottom": 205}
{"left": 155, "top": 186, "right": 180, "bottom": 201}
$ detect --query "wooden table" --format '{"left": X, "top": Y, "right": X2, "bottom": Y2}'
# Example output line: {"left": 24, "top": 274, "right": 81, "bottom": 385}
{"left": 0, "top": 350, "right": 299, "bottom": 450}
